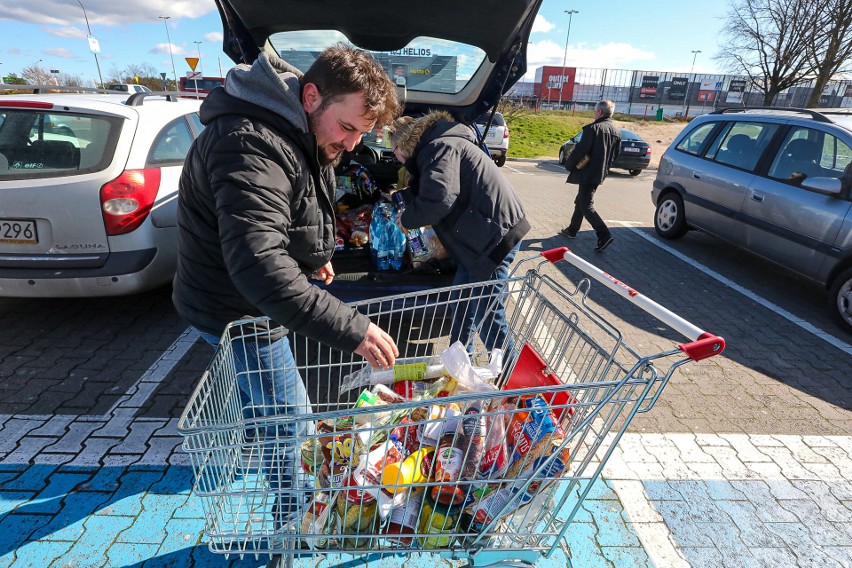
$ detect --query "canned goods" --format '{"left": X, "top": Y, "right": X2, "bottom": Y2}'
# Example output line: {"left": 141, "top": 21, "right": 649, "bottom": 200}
{"left": 336, "top": 471, "right": 378, "bottom": 547}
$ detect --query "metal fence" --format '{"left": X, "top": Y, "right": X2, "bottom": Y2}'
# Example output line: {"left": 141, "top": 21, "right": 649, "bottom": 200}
{"left": 507, "top": 67, "right": 852, "bottom": 118}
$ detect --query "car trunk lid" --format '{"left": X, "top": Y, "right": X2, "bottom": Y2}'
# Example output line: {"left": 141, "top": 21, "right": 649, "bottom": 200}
{"left": 214, "top": 0, "right": 543, "bottom": 121}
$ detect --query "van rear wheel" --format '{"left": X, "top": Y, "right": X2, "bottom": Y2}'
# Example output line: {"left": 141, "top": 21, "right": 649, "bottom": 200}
{"left": 654, "top": 192, "right": 687, "bottom": 239}
{"left": 828, "top": 267, "right": 852, "bottom": 334}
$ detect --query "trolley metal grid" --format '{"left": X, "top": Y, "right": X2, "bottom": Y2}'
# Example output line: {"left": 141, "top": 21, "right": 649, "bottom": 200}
{"left": 177, "top": 247, "right": 724, "bottom": 567}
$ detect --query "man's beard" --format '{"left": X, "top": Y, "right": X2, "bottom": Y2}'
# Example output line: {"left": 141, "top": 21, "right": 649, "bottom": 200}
{"left": 308, "top": 108, "right": 344, "bottom": 167}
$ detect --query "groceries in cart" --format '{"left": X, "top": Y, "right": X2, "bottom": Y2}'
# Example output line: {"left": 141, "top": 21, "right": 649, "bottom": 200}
{"left": 297, "top": 341, "right": 578, "bottom": 550}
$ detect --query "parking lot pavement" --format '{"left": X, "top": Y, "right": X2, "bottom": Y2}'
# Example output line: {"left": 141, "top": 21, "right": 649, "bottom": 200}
{"left": 1, "top": 408, "right": 850, "bottom": 567}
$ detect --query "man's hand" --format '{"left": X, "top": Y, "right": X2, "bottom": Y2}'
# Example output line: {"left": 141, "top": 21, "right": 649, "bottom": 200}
{"left": 354, "top": 322, "right": 399, "bottom": 369}
{"left": 311, "top": 262, "right": 335, "bottom": 285}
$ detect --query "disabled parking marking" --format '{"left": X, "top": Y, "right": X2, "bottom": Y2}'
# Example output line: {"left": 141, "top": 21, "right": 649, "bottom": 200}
{"left": 613, "top": 222, "right": 852, "bottom": 356}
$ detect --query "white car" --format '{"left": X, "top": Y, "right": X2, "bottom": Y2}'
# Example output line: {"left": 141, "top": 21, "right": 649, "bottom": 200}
{"left": 106, "top": 83, "right": 152, "bottom": 94}
{"left": 475, "top": 111, "right": 510, "bottom": 167}
{"left": 0, "top": 90, "right": 204, "bottom": 297}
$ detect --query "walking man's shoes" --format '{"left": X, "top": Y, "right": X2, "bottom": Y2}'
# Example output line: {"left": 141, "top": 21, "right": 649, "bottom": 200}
{"left": 594, "top": 236, "right": 614, "bottom": 252}
{"left": 560, "top": 227, "right": 577, "bottom": 239}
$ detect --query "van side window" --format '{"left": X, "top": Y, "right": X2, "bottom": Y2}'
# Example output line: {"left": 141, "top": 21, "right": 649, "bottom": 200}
{"left": 675, "top": 122, "right": 717, "bottom": 156}
{"left": 768, "top": 127, "right": 850, "bottom": 184}
{"left": 711, "top": 122, "right": 777, "bottom": 172}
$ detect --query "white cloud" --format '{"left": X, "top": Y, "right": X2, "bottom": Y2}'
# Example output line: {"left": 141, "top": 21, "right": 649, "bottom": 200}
{"left": 44, "top": 47, "right": 77, "bottom": 59}
{"left": 524, "top": 39, "right": 656, "bottom": 80}
{"left": 151, "top": 43, "right": 185, "bottom": 56}
{"left": 44, "top": 26, "right": 86, "bottom": 39}
{"left": 531, "top": 15, "right": 554, "bottom": 34}
{"left": 0, "top": 0, "right": 215, "bottom": 26}
{"left": 204, "top": 31, "right": 223, "bottom": 43}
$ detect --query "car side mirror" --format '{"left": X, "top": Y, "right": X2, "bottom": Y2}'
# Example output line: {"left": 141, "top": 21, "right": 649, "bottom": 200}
{"left": 800, "top": 176, "right": 843, "bottom": 197}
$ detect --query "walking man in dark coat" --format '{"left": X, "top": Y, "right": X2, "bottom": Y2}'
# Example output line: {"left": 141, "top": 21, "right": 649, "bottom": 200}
{"left": 561, "top": 100, "right": 621, "bottom": 251}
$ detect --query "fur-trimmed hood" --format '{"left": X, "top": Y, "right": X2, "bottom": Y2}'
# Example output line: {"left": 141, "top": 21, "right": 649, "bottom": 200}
{"left": 395, "top": 110, "right": 473, "bottom": 157}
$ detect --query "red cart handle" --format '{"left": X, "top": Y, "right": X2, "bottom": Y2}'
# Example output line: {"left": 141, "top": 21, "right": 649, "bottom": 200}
{"left": 541, "top": 247, "right": 725, "bottom": 361}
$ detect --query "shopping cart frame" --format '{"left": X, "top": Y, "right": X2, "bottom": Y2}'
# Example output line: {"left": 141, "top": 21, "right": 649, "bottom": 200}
{"left": 178, "top": 247, "right": 725, "bottom": 568}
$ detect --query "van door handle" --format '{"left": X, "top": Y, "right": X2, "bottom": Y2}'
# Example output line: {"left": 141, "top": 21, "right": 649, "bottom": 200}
{"left": 751, "top": 192, "right": 765, "bottom": 203}
{"left": 692, "top": 172, "right": 701, "bottom": 180}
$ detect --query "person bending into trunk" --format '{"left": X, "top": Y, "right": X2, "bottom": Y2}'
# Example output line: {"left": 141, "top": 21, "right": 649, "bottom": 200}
{"left": 391, "top": 110, "right": 529, "bottom": 358}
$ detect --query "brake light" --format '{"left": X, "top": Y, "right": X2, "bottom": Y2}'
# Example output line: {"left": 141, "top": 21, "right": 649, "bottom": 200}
{"left": 100, "top": 169, "right": 161, "bottom": 235}
{"left": 0, "top": 100, "right": 54, "bottom": 109}
{"left": 503, "top": 126, "right": 509, "bottom": 139}
{"left": 646, "top": 147, "right": 652, "bottom": 155}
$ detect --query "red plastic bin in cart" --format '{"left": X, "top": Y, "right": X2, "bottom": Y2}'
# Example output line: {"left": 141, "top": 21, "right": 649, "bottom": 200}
{"left": 177, "top": 247, "right": 725, "bottom": 568}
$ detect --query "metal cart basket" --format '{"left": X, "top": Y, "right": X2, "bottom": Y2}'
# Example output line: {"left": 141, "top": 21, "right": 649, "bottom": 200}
{"left": 177, "top": 247, "right": 724, "bottom": 567}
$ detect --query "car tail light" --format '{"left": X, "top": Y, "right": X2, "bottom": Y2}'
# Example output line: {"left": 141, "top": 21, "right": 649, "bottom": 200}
{"left": 100, "top": 169, "right": 161, "bottom": 236}
{"left": 503, "top": 126, "right": 510, "bottom": 139}
{"left": 646, "top": 147, "right": 652, "bottom": 155}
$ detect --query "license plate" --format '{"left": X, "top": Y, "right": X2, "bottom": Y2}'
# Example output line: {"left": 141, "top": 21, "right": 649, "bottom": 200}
{"left": 622, "top": 146, "right": 642, "bottom": 153}
{"left": 0, "top": 219, "right": 38, "bottom": 244}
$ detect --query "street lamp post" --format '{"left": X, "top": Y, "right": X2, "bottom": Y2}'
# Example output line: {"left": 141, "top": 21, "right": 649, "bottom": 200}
{"left": 73, "top": 0, "right": 104, "bottom": 89}
{"left": 159, "top": 16, "right": 179, "bottom": 91}
{"left": 193, "top": 41, "right": 204, "bottom": 75}
{"left": 684, "top": 50, "right": 701, "bottom": 118}
{"left": 557, "top": 9, "right": 578, "bottom": 111}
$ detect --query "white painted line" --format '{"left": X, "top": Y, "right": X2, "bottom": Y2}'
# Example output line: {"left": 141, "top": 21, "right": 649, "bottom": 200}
{"left": 505, "top": 164, "right": 528, "bottom": 175}
{"left": 614, "top": 223, "right": 852, "bottom": 356}
{"left": 104, "top": 326, "right": 201, "bottom": 416}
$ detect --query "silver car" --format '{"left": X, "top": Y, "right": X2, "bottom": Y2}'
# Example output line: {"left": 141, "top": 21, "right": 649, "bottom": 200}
{"left": 0, "top": 90, "right": 203, "bottom": 297}
{"left": 652, "top": 107, "right": 852, "bottom": 333}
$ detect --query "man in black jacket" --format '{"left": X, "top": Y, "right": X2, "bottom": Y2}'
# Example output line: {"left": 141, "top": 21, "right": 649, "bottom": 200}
{"left": 562, "top": 100, "right": 621, "bottom": 251}
{"left": 172, "top": 45, "right": 401, "bottom": 527}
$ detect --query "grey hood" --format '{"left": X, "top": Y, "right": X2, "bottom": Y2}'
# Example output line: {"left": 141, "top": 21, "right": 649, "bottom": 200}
{"left": 224, "top": 51, "right": 308, "bottom": 132}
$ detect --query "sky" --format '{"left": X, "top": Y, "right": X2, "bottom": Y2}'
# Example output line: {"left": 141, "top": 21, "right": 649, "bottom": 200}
{"left": 0, "top": 0, "right": 730, "bottom": 87}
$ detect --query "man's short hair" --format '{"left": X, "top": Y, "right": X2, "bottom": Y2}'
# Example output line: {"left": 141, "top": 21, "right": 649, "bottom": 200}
{"left": 302, "top": 43, "right": 402, "bottom": 127}
{"left": 596, "top": 100, "right": 615, "bottom": 117}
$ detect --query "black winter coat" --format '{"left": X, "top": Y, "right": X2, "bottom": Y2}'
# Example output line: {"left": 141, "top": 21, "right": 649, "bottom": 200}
{"left": 397, "top": 114, "right": 530, "bottom": 281}
{"left": 172, "top": 87, "right": 370, "bottom": 352}
{"left": 564, "top": 116, "right": 621, "bottom": 186}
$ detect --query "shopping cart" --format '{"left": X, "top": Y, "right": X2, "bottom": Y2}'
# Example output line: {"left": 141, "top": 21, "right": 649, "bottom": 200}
{"left": 178, "top": 247, "right": 724, "bottom": 568}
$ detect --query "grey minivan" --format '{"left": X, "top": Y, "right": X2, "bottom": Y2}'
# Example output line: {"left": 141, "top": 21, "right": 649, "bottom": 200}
{"left": 652, "top": 107, "right": 852, "bottom": 333}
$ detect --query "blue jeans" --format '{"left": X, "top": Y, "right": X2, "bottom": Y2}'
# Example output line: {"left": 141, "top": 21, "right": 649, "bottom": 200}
{"left": 449, "top": 241, "right": 520, "bottom": 356}
{"left": 199, "top": 330, "right": 314, "bottom": 526}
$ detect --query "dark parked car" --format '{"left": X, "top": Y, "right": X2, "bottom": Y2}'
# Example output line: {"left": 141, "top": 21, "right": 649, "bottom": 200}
{"left": 652, "top": 107, "right": 852, "bottom": 333}
{"left": 560, "top": 128, "right": 651, "bottom": 176}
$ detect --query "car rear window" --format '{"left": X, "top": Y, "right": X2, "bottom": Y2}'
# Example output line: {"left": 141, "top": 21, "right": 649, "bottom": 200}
{"left": 268, "top": 31, "right": 487, "bottom": 96}
{"left": 0, "top": 110, "right": 123, "bottom": 180}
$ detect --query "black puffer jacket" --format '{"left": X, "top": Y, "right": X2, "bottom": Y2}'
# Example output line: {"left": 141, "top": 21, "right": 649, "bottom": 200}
{"left": 396, "top": 111, "right": 530, "bottom": 280}
{"left": 172, "top": 53, "right": 369, "bottom": 352}
{"left": 564, "top": 116, "right": 621, "bottom": 186}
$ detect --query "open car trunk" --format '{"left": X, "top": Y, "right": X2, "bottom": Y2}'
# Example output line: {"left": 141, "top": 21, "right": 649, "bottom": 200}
{"left": 214, "top": 0, "right": 543, "bottom": 299}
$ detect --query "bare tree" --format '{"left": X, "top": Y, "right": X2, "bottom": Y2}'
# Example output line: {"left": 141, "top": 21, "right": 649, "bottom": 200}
{"left": 21, "top": 64, "right": 53, "bottom": 85}
{"left": 716, "top": 0, "right": 819, "bottom": 105}
{"left": 58, "top": 73, "right": 84, "bottom": 87}
{"left": 805, "top": 0, "right": 852, "bottom": 107}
